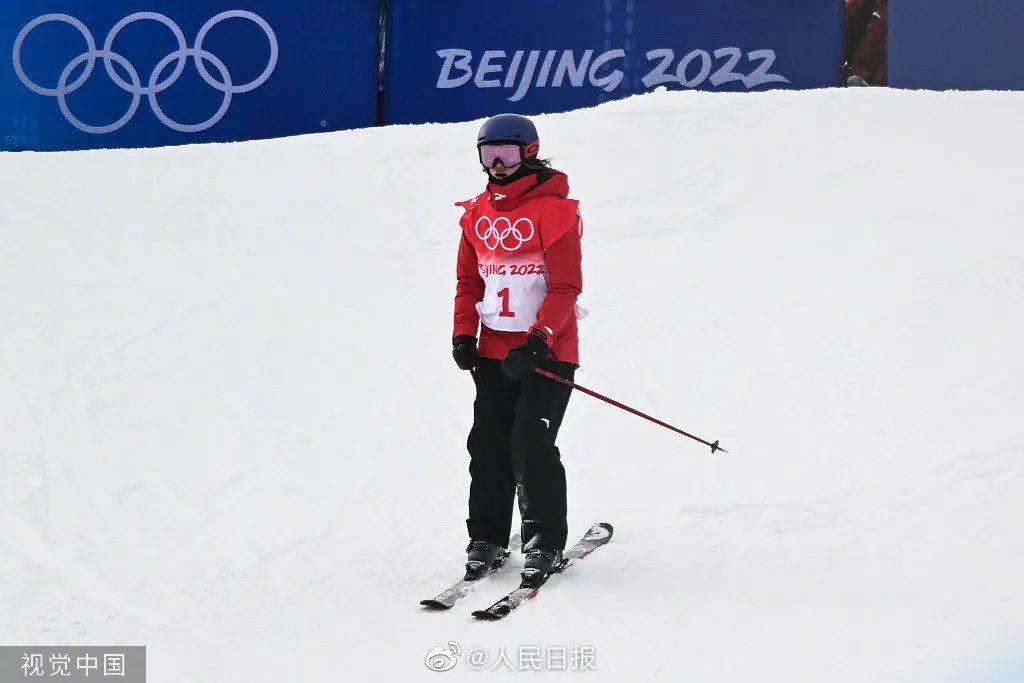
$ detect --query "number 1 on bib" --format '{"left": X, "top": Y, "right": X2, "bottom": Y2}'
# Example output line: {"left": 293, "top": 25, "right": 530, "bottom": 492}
{"left": 498, "top": 287, "right": 515, "bottom": 318}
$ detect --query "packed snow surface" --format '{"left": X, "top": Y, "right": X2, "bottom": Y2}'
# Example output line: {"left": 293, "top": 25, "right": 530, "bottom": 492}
{"left": 2, "top": 88, "right": 1023, "bottom": 682}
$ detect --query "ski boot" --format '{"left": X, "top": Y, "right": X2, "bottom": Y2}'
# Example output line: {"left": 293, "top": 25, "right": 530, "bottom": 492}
{"left": 520, "top": 547, "right": 564, "bottom": 587}
{"left": 465, "top": 540, "right": 509, "bottom": 580}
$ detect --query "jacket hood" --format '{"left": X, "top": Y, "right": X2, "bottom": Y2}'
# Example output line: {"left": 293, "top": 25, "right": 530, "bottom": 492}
{"left": 454, "top": 169, "right": 571, "bottom": 214}
{"left": 486, "top": 169, "right": 569, "bottom": 212}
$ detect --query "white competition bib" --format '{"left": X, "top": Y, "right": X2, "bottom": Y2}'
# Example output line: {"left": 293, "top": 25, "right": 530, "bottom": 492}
{"left": 459, "top": 197, "right": 586, "bottom": 335}
{"left": 475, "top": 261, "right": 548, "bottom": 332}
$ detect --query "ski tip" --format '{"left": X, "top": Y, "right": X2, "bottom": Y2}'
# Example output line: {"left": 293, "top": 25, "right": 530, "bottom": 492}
{"left": 420, "top": 599, "right": 452, "bottom": 610}
{"left": 586, "top": 522, "right": 614, "bottom": 541}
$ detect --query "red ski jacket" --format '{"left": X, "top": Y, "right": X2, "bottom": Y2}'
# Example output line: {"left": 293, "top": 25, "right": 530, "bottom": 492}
{"left": 453, "top": 169, "right": 584, "bottom": 365}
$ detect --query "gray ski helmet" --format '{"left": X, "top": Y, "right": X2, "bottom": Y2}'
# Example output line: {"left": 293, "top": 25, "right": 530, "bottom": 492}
{"left": 477, "top": 113, "right": 540, "bottom": 159}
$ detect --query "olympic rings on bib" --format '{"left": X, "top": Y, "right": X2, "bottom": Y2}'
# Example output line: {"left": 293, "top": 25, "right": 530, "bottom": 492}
{"left": 474, "top": 216, "right": 535, "bottom": 252}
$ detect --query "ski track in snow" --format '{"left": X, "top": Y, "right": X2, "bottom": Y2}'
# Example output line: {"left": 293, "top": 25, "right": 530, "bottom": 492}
{"left": 2, "top": 88, "right": 1024, "bottom": 682}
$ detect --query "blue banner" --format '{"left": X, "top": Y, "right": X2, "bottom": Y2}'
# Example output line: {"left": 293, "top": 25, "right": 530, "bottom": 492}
{"left": 1, "top": 1, "right": 379, "bottom": 151}
{"left": 889, "top": 1, "right": 1024, "bottom": 90}
{"left": 383, "top": 0, "right": 845, "bottom": 125}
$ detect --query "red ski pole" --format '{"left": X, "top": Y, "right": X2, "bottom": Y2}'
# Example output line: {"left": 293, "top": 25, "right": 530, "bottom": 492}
{"left": 533, "top": 367, "right": 728, "bottom": 454}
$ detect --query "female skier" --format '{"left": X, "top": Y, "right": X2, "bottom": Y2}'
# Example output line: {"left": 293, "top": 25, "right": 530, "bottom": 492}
{"left": 451, "top": 113, "right": 584, "bottom": 586}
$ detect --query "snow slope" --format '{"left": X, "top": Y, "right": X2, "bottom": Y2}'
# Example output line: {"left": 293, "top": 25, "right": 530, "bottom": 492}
{"left": 2, "top": 88, "right": 1023, "bottom": 682}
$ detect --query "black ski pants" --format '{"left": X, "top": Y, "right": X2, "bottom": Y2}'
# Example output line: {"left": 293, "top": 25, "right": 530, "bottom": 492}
{"left": 466, "top": 357, "right": 575, "bottom": 552}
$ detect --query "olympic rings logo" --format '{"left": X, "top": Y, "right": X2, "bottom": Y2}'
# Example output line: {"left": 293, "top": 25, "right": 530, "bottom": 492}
{"left": 12, "top": 11, "right": 278, "bottom": 134}
{"left": 475, "top": 216, "right": 535, "bottom": 252}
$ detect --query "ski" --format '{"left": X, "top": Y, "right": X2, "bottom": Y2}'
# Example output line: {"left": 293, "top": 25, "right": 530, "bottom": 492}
{"left": 471, "top": 522, "right": 613, "bottom": 620}
{"left": 420, "top": 534, "right": 521, "bottom": 610}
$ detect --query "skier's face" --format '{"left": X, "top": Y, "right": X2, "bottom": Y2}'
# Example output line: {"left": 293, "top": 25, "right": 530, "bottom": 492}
{"left": 487, "top": 160, "right": 521, "bottom": 180}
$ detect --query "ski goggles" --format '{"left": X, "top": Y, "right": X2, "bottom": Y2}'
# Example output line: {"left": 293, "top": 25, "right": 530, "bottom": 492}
{"left": 478, "top": 143, "right": 524, "bottom": 168}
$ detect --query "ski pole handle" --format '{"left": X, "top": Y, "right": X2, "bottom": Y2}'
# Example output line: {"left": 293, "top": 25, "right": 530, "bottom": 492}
{"left": 533, "top": 367, "right": 728, "bottom": 454}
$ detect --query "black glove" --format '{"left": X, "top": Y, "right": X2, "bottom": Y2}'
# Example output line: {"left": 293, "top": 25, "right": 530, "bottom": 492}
{"left": 502, "top": 330, "right": 551, "bottom": 380}
{"left": 452, "top": 335, "right": 479, "bottom": 371}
